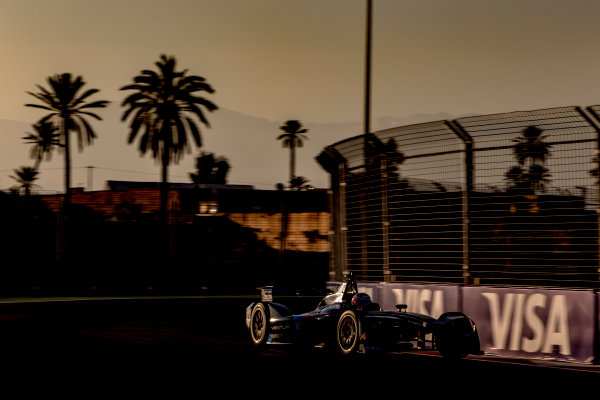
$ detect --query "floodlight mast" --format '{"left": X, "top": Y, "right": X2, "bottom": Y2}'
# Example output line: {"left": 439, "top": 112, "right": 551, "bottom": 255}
{"left": 364, "top": 0, "right": 372, "bottom": 137}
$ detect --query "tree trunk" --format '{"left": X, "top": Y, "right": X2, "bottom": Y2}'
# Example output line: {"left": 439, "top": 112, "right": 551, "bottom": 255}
{"left": 160, "top": 150, "right": 169, "bottom": 225}
{"left": 160, "top": 150, "right": 172, "bottom": 260}
{"left": 290, "top": 143, "right": 296, "bottom": 186}
{"left": 59, "top": 116, "right": 71, "bottom": 260}
{"left": 63, "top": 117, "right": 71, "bottom": 215}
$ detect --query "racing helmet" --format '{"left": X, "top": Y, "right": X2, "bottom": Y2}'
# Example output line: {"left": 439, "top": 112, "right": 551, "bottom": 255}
{"left": 351, "top": 293, "right": 372, "bottom": 309}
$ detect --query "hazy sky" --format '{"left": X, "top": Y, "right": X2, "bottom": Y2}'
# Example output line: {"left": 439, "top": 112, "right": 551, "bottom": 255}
{"left": 2, "top": 0, "right": 600, "bottom": 191}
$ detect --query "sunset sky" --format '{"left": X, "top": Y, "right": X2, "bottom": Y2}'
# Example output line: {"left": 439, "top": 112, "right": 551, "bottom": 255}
{"left": 1, "top": 0, "right": 600, "bottom": 191}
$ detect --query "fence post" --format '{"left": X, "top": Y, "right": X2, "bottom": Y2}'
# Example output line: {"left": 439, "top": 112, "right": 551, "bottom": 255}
{"left": 338, "top": 162, "right": 348, "bottom": 281}
{"left": 578, "top": 107, "right": 600, "bottom": 365}
{"left": 381, "top": 154, "right": 391, "bottom": 282}
{"left": 578, "top": 107, "right": 600, "bottom": 284}
{"left": 316, "top": 146, "right": 347, "bottom": 282}
{"left": 445, "top": 121, "right": 474, "bottom": 285}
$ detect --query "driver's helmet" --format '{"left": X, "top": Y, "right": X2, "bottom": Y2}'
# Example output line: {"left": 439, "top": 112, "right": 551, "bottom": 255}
{"left": 351, "top": 293, "right": 372, "bottom": 309}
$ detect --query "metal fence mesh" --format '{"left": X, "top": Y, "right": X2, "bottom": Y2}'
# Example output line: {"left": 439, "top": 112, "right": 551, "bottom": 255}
{"left": 320, "top": 106, "right": 600, "bottom": 288}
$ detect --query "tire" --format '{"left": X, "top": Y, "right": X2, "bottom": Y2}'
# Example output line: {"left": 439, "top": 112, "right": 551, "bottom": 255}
{"left": 435, "top": 314, "right": 471, "bottom": 360}
{"left": 435, "top": 333, "right": 467, "bottom": 360}
{"left": 250, "top": 303, "right": 270, "bottom": 347}
{"left": 336, "top": 310, "right": 360, "bottom": 355}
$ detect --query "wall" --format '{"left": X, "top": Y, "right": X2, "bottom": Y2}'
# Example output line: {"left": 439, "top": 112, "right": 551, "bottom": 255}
{"left": 328, "top": 280, "right": 598, "bottom": 364}
{"left": 228, "top": 211, "right": 330, "bottom": 253}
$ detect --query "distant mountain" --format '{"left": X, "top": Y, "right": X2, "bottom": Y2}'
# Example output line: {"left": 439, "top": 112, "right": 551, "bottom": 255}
{"left": 0, "top": 106, "right": 455, "bottom": 193}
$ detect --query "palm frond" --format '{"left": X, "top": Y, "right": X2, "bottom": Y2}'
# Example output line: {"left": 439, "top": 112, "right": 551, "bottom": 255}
{"left": 121, "top": 54, "right": 216, "bottom": 164}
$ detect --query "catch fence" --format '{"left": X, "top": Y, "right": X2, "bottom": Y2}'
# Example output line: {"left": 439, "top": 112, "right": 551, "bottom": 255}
{"left": 317, "top": 106, "right": 600, "bottom": 289}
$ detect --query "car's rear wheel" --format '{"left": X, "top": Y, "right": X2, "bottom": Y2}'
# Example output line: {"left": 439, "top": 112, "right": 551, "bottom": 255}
{"left": 435, "top": 313, "right": 472, "bottom": 359}
{"left": 250, "top": 303, "right": 269, "bottom": 346}
{"left": 336, "top": 310, "right": 359, "bottom": 355}
{"left": 435, "top": 334, "right": 468, "bottom": 360}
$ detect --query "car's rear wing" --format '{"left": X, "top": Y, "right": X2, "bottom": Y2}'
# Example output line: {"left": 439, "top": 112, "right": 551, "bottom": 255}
{"left": 261, "top": 286, "right": 273, "bottom": 303}
{"left": 259, "top": 285, "right": 331, "bottom": 313}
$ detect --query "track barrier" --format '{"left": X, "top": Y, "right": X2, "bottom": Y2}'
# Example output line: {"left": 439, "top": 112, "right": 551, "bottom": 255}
{"left": 328, "top": 280, "right": 598, "bottom": 364}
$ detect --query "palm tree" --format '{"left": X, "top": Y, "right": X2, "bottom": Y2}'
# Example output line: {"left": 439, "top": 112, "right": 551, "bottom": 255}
{"left": 278, "top": 120, "right": 308, "bottom": 187}
{"left": 189, "top": 151, "right": 230, "bottom": 185}
{"left": 10, "top": 166, "right": 39, "bottom": 197}
{"left": 22, "top": 120, "right": 61, "bottom": 171}
{"left": 513, "top": 126, "right": 552, "bottom": 167}
{"left": 506, "top": 126, "right": 552, "bottom": 194}
{"left": 25, "top": 73, "right": 109, "bottom": 212}
{"left": 365, "top": 135, "right": 405, "bottom": 181}
{"left": 506, "top": 165, "right": 526, "bottom": 190}
{"left": 120, "top": 54, "right": 218, "bottom": 221}
{"left": 290, "top": 176, "right": 311, "bottom": 190}
{"left": 526, "top": 164, "right": 552, "bottom": 193}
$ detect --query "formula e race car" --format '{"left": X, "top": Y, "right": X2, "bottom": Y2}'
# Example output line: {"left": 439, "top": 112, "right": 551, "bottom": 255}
{"left": 246, "top": 274, "right": 482, "bottom": 358}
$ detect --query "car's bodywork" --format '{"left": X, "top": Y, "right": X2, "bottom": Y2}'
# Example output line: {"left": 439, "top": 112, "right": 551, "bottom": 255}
{"left": 246, "top": 274, "right": 482, "bottom": 358}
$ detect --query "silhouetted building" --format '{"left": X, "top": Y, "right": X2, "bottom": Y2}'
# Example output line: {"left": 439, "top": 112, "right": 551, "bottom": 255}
{"left": 40, "top": 181, "right": 330, "bottom": 253}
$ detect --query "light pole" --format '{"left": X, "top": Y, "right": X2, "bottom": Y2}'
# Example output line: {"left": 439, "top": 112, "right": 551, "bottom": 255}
{"left": 364, "top": 0, "right": 373, "bottom": 136}
{"left": 87, "top": 165, "right": 94, "bottom": 191}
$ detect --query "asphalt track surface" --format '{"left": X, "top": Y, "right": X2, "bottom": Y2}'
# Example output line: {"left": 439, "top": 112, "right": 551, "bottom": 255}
{"left": 0, "top": 297, "right": 597, "bottom": 395}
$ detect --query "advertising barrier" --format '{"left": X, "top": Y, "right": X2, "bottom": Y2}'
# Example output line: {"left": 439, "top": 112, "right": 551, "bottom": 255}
{"left": 327, "top": 282, "right": 460, "bottom": 318}
{"left": 327, "top": 280, "right": 598, "bottom": 364}
{"left": 463, "top": 286, "right": 596, "bottom": 363}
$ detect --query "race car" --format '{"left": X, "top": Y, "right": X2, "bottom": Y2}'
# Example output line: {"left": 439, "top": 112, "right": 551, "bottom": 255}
{"left": 246, "top": 274, "right": 482, "bottom": 358}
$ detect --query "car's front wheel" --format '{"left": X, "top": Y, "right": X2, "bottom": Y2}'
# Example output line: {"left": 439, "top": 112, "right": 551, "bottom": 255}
{"left": 336, "top": 310, "right": 359, "bottom": 355}
{"left": 250, "top": 303, "right": 269, "bottom": 347}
